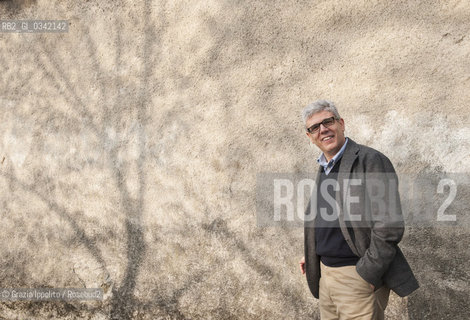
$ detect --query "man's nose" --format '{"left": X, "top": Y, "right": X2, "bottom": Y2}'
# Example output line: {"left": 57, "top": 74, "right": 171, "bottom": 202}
{"left": 319, "top": 123, "right": 329, "bottom": 133}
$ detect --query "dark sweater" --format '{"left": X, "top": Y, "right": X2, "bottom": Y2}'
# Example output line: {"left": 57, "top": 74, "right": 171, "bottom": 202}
{"left": 315, "top": 158, "right": 359, "bottom": 267}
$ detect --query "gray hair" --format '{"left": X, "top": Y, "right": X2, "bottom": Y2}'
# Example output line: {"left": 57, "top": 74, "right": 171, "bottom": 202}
{"left": 302, "top": 100, "right": 341, "bottom": 125}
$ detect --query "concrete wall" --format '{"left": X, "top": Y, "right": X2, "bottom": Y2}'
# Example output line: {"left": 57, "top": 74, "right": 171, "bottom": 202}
{"left": 1, "top": 0, "right": 469, "bottom": 319}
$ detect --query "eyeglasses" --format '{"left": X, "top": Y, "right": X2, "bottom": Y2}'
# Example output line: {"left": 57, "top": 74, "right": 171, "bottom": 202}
{"left": 306, "top": 116, "right": 338, "bottom": 134}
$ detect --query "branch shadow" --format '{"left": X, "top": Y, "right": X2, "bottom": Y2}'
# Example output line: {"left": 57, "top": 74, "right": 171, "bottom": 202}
{"left": 1, "top": 2, "right": 159, "bottom": 319}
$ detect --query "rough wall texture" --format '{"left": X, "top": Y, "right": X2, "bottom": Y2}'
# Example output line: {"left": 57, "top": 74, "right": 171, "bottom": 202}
{"left": 1, "top": 0, "right": 469, "bottom": 319}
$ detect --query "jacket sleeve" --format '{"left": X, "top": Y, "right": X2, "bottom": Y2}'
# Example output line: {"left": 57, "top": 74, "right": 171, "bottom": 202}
{"left": 355, "top": 152, "right": 404, "bottom": 288}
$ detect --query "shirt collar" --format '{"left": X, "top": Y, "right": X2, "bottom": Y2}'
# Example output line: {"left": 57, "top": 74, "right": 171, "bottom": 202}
{"left": 317, "top": 137, "right": 349, "bottom": 169}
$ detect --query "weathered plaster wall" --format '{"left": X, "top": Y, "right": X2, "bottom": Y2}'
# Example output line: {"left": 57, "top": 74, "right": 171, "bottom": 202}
{"left": 1, "top": 0, "right": 469, "bottom": 319}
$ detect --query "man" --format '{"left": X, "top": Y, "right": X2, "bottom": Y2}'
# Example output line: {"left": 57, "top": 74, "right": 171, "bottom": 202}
{"left": 298, "top": 100, "right": 418, "bottom": 319}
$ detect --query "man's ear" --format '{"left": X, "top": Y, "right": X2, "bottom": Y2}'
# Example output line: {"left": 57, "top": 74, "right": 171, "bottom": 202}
{"left": 339, "top": 118, "right": 345, "bottom": 131}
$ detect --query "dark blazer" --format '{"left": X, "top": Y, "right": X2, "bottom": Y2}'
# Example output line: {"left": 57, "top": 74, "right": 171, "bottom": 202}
{"left": 304, "top": 138, "right": 419, "bottom": 298}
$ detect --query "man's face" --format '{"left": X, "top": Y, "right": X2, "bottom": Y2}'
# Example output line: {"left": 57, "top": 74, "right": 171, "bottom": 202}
{"left": 305, "top": 110, "right": 346, "bottom": 160}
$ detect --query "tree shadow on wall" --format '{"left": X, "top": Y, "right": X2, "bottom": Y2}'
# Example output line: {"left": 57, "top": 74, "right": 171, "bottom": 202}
{"left": 0, "top": 1, "right": 153, "bottom": 319}
{"left": 0, "top": 2, "right": 319, "bottom": 318}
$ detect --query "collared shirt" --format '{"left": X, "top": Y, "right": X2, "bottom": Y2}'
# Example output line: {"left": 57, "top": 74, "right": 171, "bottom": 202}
{"left": 317, "top": 137, "right": 349, "bottom": 175}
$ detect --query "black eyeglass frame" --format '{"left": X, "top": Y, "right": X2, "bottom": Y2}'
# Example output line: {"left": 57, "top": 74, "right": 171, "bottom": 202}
{"left": 306, "top": 116, "right": 339, "bottom": 134}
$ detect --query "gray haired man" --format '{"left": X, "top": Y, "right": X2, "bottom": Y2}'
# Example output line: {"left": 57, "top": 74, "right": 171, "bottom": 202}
{"left": 299, "top": 100, "right": 418, "bottom": 319}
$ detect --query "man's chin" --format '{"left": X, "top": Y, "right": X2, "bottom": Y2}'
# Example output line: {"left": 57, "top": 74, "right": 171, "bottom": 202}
{"left": 321, "top": 140, "right": 337, "bottom": 150}
{"left": 324, "top": 144, "right": 341, "bottom": 156}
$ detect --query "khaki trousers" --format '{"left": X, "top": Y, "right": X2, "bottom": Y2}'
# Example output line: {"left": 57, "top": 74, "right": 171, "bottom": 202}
{"left": 319, "top": 262, "right": 390, "bottom": 320}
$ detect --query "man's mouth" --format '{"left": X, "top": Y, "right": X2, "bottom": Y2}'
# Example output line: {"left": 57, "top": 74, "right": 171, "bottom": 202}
{"left": 321, "top": 135, "right": 334, "bottom": 142}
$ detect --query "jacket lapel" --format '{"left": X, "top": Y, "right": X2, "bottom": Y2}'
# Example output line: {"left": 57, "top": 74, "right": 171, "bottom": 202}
{"left": 337, "top": 139, "right": 360, "bottom": 256}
